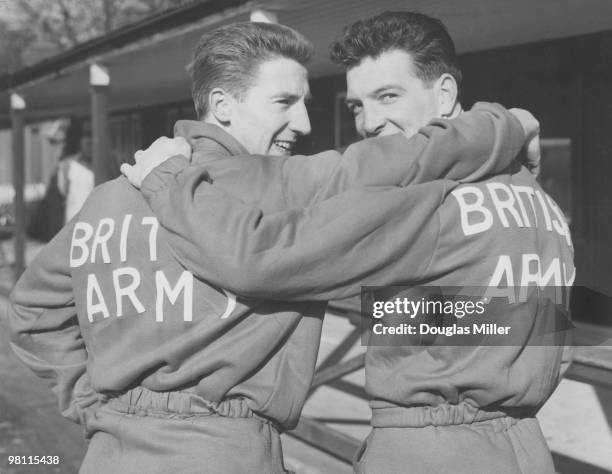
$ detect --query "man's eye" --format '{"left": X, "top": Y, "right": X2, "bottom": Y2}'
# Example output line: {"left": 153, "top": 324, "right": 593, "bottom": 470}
{"left": 379, "top": 93, "right": 398, "bottom": 104}
{"left": 347, "top": 103, "right": 362, "bottom": 115}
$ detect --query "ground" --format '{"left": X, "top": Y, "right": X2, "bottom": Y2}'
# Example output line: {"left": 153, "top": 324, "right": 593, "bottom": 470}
{"left": 0, "top": 317, "right": 85, "bottom": 474}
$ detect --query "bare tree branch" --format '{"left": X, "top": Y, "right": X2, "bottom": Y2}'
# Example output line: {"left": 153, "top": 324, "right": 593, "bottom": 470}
{"left": 103, "top": 0, "right": 114, "bottom": 33}
{"left": 1, "top": 0, "right": 186, "bottom": 73}
{"left": 14, "top": 0, "right": 42, "bottom": 21}
{"left": 40, "top": 18, "right": 70, "bottom": 50}
{"left": 56, "top": 0, "right": 80, "bottom": 46}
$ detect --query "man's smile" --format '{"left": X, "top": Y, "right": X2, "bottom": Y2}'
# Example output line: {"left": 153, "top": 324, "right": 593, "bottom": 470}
{"left": 272, "top": 139, "right": 296, "bottom": 154}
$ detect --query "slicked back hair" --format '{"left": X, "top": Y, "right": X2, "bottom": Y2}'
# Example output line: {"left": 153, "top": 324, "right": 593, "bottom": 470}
{"left": 188, "top": 22, "right": 314, "bottom": 119}
{"left": 330, "top": 11, "right": 462, "bottom": 92}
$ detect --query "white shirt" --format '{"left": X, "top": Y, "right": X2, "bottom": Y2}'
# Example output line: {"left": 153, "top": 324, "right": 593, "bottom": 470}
{"left": 57, "top": 155, "right": 94, "bottom": 223}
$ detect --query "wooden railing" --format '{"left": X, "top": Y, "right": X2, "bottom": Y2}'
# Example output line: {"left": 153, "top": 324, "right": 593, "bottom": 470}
{"left": 287, "top": 301, "right": 612, "bottom": 472}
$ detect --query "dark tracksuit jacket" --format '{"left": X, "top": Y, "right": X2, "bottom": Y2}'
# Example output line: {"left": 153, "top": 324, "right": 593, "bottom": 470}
{"left": 7, "top": 102, "right": 524, "bottom": 473}
{"left": 138, "top": 102, "right": 572, "bottom": 473}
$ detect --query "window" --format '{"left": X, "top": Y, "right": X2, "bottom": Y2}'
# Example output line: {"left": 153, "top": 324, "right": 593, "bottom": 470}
{"left": 538, "top": 138, "right": 572, "bottom": 223}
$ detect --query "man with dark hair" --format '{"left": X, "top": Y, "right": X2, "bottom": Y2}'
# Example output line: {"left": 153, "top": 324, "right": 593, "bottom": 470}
{"left": 6, "top": 19, "right": 534, "bottom": 473}
{"left": 122, "top": 11, "right": 570, "bottom": 474}
{"left": 331, "top": 11, "right": 464, "bottom": 138}
{"left": 331, "top": 11, "right": 463, "bottom": 88}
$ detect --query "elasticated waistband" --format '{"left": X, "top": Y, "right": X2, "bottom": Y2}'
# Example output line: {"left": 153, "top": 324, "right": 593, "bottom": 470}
{"left": 371, "top": 402, "right": 529, "bottom": 428}
{"left": 103, "top": 386, "right": 257, "bottom": 420}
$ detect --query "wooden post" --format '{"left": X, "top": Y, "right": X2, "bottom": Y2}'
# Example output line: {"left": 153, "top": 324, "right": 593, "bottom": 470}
{"left": 90, "top": 63, "right": 110, "bottom": 185}
{"left": 11, "top": 93, "right": 26, "bottom": 280}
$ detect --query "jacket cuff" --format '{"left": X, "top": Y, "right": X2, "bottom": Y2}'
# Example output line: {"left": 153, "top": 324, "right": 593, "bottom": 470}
{"left": 141, "top": 155, "right": 190, "bottom": 197}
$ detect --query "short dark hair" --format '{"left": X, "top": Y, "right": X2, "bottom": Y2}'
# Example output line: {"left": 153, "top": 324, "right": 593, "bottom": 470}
{"left": 188, "top": 22, "right": 314, "bottom": 119}
{"left": 330, "top": 11, "right": 462, "bottom": 91}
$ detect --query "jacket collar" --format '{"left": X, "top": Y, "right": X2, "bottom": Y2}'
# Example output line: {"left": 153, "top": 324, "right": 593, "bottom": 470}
{"left": 173, "top": 120, "right": 249, "bottom": 164}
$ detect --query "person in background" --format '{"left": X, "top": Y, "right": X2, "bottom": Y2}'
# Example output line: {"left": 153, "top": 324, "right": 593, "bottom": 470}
{"left": 27, "top": 117, "right": 93, "bottom": 241}
{"left": 57, "top": 118, "right": 94, "bottom": 223}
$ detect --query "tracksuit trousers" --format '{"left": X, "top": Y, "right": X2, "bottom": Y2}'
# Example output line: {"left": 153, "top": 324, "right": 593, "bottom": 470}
{"left": 79, "top": 387, "right": 289, "bottom": 474}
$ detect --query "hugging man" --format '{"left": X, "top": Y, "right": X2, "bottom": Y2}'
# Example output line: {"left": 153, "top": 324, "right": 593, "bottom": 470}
{"left": 9, "top": 15, "right": 542, "bottom": 474}
{"left": 126, "top": 12, "right": 569, "bottom": 474}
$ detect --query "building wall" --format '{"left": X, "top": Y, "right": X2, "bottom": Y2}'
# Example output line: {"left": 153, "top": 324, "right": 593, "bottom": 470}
{"left": 0, "top": 122, "right": 62, "bottom": 187}
{"left": 460, "top": 32, "right": 612, "bottom": 323}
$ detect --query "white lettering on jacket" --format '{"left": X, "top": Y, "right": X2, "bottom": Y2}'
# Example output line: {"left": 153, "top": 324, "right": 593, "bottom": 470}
{"left": 72, "top": 216, "right": 196, "bottom": 323}
{"left": 70, "top": 222, "right": 94, "bottom": 267}
{"left": 452, "top": 183, "right": 575, "bottom": 306}
{"left": 113, "top": 267, "right": 145, "bottom": 317}
{"left": 155, "top": 270, "right": 193, "bottom": 322}
{"left": 451, "top": 187, "right": 493, "bottom": 236}
{"left": 452, "top": 183, "right": 571, "bottom": 244}
{"left": 483, "top": 254, "right": 576, "bottom": 305}
{"left": 87, "top": 273, "right": 109, "bottom": 322}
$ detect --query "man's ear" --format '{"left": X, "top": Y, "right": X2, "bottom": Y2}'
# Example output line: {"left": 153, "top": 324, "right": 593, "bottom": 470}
{"left": 436, "top": 73, "right": 459, "bottom": 118}
{"left": 208, "top": 88, "right": 234, "bottom": 124}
